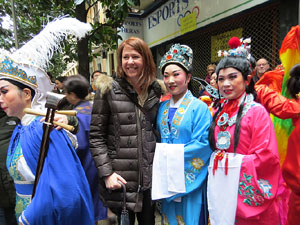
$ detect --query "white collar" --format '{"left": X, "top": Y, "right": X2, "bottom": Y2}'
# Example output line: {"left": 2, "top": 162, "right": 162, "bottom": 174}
{"left": 170, "top": 90, "right": 188, "bottom": 108}
{"left": 21, "top": 114, "right": 37, "bottom": 126}
{"left": 238, "top": 92, "right": 247, "bottom": 106}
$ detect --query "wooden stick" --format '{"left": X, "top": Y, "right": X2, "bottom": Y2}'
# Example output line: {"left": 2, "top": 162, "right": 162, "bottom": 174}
{"left": 23, "top": 108, "right": 74, "bottom": 132}
{"left": 56, "top": 110, "right": 77, "bottom": 116}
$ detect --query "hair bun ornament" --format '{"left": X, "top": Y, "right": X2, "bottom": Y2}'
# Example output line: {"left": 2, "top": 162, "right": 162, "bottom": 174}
{"left": 218, "top": 37, "right": 251, "bottom": 60}
{"left": 228, "top": 37, "right": 241, "bottom": 49}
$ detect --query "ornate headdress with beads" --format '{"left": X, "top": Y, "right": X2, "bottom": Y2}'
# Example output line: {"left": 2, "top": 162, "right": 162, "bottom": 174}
{"left": 0, "top": 17, "right": 92, "bottom": 111}
{"left": 218, "top": 37, "right": 251, "bottom": 60}
{"left": 160, "top": 44, "right": 193, "bottom": 72}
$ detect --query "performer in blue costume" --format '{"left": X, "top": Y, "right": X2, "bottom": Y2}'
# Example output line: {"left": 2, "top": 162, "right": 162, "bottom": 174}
{"left": 152, "top": 44, "right": 212, "bottom": 225}
{"left": 64, "top": 75, "right": 108, "bottom": 223}
{"left": 0, "top": 18, "right": 94, "bottom": 225}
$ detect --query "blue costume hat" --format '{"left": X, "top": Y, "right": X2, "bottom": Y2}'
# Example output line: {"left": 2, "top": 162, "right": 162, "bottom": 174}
{"left": 160, "top": 44, "right": 193, "bottom": 73}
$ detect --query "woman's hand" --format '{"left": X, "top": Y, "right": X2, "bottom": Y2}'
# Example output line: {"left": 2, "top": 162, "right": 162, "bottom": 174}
{"left": 104, "top": 173, "right": 127, "bottom": 190}
{"left": 40, "top": 114, "right": 68, "bottom": 130}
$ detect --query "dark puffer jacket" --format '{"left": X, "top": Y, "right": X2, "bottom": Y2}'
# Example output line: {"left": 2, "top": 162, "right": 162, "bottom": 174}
{"left": 89, "top": 75, "right": 162, "bottom": 212}
{"left": 0, "top": 109, "right": 18, "bottom": 208}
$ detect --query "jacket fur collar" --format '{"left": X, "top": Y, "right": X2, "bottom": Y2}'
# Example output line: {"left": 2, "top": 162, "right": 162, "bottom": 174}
{"left": 95, "top": 74, "right": 166, "bottom": 97}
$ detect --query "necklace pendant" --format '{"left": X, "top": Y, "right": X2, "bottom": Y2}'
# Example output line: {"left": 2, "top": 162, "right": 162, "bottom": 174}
{"left": 217, "top": 112, "right": 229, "bottom": 127}
{"left": 216, "top": 131, "right": 231, "bottom": 150}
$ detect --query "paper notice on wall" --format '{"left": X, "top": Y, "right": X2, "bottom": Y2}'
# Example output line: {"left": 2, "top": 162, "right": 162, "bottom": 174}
{"left": 180, "top": 12, "right": 197, "bottom": 35}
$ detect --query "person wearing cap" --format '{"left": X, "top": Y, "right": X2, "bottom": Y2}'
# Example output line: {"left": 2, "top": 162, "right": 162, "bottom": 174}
{"left": 207, "top": 38, "right": 280, "bottom": 225}
{"left": 0, "top": 18, "right": 94, "bottom": 225}
{"left": 152, "top": 44, "right": 212, "bottom": 225}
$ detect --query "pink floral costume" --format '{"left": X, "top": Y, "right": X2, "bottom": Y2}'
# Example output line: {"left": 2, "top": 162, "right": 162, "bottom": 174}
{"left": 207, "top": 94, "right": 281, "bottom": 225}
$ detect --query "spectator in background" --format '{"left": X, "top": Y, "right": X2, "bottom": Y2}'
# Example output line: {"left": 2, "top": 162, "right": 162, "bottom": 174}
{"left": 253, "top": 58, "right": 271, "bottom": 83}
{"left": 210, "top": 72, "right": 218, "bottom": 89}
{"left": 205, "top": 64, "right": 216, "bottom": 83}
{"left": 64, "top": 75, "right": 108, "bottom": 224}
{"left": 53, "top": 76, "right": 74, "bottom": 110}
{"left": 54, "top": 76, "right": 67, "bottom": 94}
{"left": 91, "top": 71, "right": 107, "bottom": 92}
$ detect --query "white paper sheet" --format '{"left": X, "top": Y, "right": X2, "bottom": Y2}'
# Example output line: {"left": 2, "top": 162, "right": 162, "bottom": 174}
{"left": 152, "top": 143, "right": 186, "bottom": 200}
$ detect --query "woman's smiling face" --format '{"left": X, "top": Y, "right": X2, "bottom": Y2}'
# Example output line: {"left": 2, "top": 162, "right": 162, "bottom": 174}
{"left": 217, "top": 67, "right": 247, "bottom": 100}
{"left": 163, "top": 64, "right": 191, "bottom": 103}
{"left": 121, "top": 45, "right": 144, "bottom": 81}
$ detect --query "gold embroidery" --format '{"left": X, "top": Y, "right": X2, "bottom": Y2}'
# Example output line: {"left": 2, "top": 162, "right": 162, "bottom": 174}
{"left": 178, "top": 108, "right": 185, "bottom": 114}
{"left": 176, "top": 215, "right": 185, "bottom": 225}
{"left": 162, "top": 214, "right": 170, "bottom": 225}
{"left": 192, "top": 158, "right": 204, "bottom": 170}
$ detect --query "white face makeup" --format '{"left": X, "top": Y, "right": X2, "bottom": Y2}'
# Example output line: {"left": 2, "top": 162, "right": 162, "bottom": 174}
{"left": 0, "top": 80, "right": 28, "bottom": 118}
{"left": 163, "top": 64, "right": 191, "bottom": 103}
{"left": 217, "top": 68, "right": 247, "bottom": 100}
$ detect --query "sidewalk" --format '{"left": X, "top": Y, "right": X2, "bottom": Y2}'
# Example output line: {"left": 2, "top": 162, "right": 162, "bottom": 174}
{"left": 97, "top": 209, "right": 161, "bottom": 225}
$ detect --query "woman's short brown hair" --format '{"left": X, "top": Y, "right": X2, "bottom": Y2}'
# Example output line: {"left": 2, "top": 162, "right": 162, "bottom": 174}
{"left": 207, "top": 64, "right": 216, "bottom": 71}
{"left": 117, "top": 37, "right": 156, "bottom": 93}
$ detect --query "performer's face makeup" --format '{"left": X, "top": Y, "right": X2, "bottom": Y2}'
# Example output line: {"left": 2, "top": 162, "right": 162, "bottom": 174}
{"left": 0, "top": 80, "right": 28, "bottom": 119}
{"left": 217, "top": 68, "right": 247, "bottom": 100}
{"left": 163, "top": 64, "right": 191, "bottom": 103}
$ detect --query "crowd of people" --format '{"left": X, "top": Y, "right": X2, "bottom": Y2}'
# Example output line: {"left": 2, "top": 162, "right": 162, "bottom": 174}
{"left": 0, "top": 16, "right": 300, "bottom": 225}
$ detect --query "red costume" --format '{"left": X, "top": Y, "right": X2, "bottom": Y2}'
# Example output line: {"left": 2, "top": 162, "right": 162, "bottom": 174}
{"left": 255, "top": 71, "right": 300, "bottom": 225}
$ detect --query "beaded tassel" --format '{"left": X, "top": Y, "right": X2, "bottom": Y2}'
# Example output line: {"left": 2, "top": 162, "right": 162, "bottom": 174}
{"left": 225, "top": 153, "right": 229, "bottom": 175}
{"left": 213, "top": 151, "right": 225, "bottom": 175}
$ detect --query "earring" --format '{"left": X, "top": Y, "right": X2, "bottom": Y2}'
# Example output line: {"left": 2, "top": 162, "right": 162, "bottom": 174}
{"left": 296, "top": 92, "right": 300, "bottom": 98}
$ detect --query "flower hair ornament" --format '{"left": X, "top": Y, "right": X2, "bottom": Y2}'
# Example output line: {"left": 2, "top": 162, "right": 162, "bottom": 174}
{"left": 218, "top": 37, "right": 251, "bottom": 60}
{"left": 0, "top": 17, "right": 92, "bottom": 111}
{"left": 160, "top": 44, "right": 193, "bottom": 72}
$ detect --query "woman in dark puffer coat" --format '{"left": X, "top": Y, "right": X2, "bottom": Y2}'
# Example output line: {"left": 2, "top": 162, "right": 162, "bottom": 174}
{"left": 89, "top": 37, "right": 164, "bottom": 225}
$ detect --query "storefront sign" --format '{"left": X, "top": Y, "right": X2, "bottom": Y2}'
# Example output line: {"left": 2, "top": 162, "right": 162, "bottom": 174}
{"left": 118, "top": 18, "right": 144, "bottom": 44}
{"left": 143, "top": 0, "right": 269, "bottom": 47}
{"left": 147, "top": 0, "right": 189, "bottom": 29}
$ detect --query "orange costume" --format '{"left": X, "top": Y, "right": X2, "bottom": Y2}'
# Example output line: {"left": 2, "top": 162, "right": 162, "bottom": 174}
{"left": 255, "top": 25, "right": 300, "bottom": 225}
{"left": 255, "top": 66, "right": 300, "bottom": 225}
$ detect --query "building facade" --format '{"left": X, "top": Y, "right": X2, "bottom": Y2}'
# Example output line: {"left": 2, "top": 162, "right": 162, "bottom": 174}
{"left": 118, "top": 0, "right": 299, "bottom": 96}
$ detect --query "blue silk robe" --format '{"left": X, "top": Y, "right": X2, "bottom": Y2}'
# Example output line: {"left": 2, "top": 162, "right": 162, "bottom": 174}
{"left": 75, "top": 100, "right": 107, "bottom": 221}
{"left": 156, "top": 91, "right": 212, "bottom": 225}
{"left": 7, "top": 117, "right": 94, "bottom": 225}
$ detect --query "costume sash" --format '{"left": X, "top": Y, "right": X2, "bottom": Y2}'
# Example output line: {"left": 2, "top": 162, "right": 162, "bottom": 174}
{"left": 207, "top": 151, "right": 244, "bottom": 225}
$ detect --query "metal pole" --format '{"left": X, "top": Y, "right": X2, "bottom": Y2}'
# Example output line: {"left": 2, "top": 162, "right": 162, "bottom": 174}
{"left": 299, "top": 0, "right": 300, "bottom": 25}
{"left": 11, "top": 0, "right": 19, "bottom": 49}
